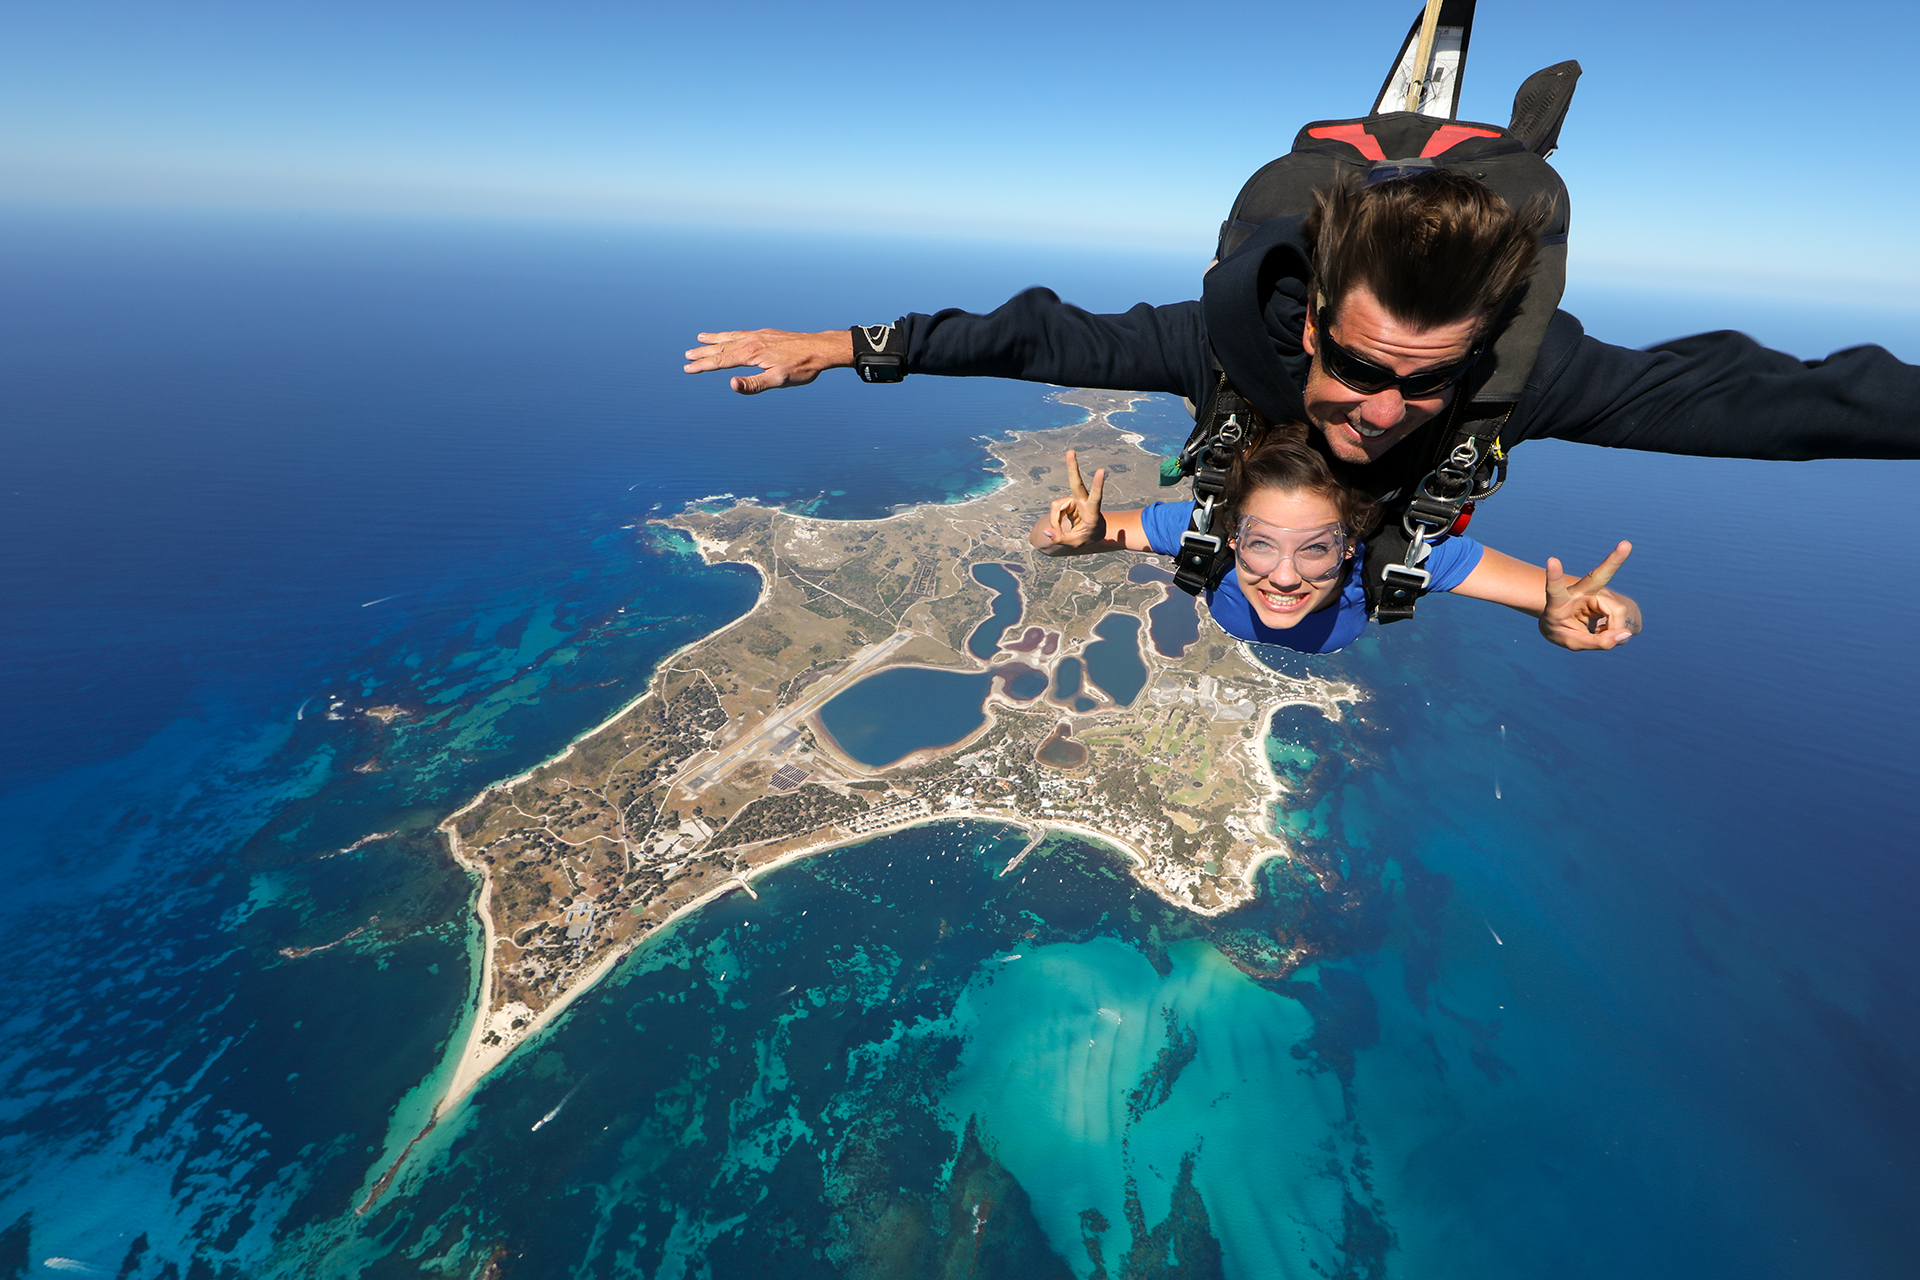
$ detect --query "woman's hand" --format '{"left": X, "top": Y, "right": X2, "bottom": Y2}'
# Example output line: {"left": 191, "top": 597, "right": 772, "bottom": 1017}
{"left": 1028, "top": 450, "right": 1108, "bottom": 555}
{"left": 1538, "top": 541, "right": 1643, "bottom": 650}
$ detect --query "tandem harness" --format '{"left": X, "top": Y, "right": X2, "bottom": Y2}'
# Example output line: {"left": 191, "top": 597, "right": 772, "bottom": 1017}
{"left": 1165, "top": 61, "right": 1578, "bottom": 623}
{"left": 1167, "top": 372, "right": 1509, "bottom": 623}
{"left": 1367, "top": 398, "right": 1509, "bottom": 623}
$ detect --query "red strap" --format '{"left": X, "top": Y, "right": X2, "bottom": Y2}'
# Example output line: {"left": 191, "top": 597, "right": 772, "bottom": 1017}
{"left": 1419, "top": 125, "right": 1501, "bottom": 158}
{"left": 1308, "top": 124, "right": 1386, "bottom": 161}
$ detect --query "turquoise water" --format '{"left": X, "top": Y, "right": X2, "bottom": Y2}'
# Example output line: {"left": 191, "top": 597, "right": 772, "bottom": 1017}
{"left": 261, "top": 822, "right": 1374, "bottom": 1279}
{"left": 942, "top": 938, "right": 1345, "bottom": 1277}
{"left": 8, "top": 208, "right": 1920, "bottom": 1277}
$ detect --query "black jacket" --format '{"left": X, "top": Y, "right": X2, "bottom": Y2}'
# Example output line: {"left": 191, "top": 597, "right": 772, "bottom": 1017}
{"left": 896, "top": 217, "right": 1920, "bottom": 493}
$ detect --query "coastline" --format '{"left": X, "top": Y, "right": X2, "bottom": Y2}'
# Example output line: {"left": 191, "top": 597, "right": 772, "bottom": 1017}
{"left": 379, "top": 390, "right": 1356, "bottom": 1204}
{"left": 434, "top": 808, "right": 1044, "bottom": 1118}
{"left": 418, "top": 459, "right": 1037, "bottom": 1121}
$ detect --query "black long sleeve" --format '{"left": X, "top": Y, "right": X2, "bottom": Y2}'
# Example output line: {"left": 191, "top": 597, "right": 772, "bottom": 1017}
{"left": 899, "top": 288, "right": 1217, "bottom": 405}
{"left": 1511, "top": 311, "right": 1920, "bottom": 459}
{"left": 901, "top": 286, "right": 1920, "bottom": 464}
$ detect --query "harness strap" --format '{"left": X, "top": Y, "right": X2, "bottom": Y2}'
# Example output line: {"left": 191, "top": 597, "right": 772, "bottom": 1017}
{"left": 1364, "top": 401, "right": 1511, "bottom": 623}
{"left": 1167, "top": 376, "right": 1515, "bottom": 621}
{"left": 1171, "top": 371, "right": 1250, "bottom": 597}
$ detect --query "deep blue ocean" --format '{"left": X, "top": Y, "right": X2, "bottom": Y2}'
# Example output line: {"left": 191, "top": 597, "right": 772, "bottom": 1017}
{"left": 4, "top": 205, "right": 1918, "bottom": 1279}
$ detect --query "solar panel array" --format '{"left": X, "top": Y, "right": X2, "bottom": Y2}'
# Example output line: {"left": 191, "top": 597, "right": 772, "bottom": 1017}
{"left": 767, "top": 764, "right": 810, "bottom": 793}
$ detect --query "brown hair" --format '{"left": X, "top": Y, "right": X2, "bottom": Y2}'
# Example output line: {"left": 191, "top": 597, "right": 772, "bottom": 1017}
{"left": 1223, "top": 421, "right": 1380, "bottom": 534}
{"left": 1305, "top": 170, "right": 1547, "bottom": 333}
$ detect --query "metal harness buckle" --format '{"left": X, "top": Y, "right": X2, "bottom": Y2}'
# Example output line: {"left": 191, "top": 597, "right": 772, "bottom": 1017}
{"left": 1380, "top": 561, "right": 1432, "bottom": 592}
{"left": 1175, "top": 528, "right": 1223, "bottom": 571}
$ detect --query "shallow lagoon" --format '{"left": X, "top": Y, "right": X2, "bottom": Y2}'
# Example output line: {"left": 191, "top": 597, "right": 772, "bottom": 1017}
{"left": 967, "top": 563, "right": 1024, "bottom": 659}
{"left": 1128, "top": 563, "right": 1202, "bottom": 659}
{"left": 1081, "top": 613, "right": 1147, "bottom": 705}
{"left": 820, "top": 603, "right": 1148, "bottom": 770}
{"left": 817, "top": 663, "right": 1046, "bottom": 767}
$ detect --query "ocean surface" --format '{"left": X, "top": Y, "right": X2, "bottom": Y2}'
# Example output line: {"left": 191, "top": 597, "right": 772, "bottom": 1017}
{"left": 4, "top": 204, "right": 1919, "bottom": 1279}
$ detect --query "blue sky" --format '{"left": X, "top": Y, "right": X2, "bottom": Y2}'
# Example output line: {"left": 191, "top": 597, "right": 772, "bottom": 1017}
{"left": 5, "top": 0, "right": 1918, "bottom": 299}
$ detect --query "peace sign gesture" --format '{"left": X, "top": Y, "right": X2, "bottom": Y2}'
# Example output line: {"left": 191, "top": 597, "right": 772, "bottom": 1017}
{"left": 1538, "top": 541, "right": 1642, "bottom": 650}
{"left": 1029, "top": 450, "right": 1109, "bottom": 552}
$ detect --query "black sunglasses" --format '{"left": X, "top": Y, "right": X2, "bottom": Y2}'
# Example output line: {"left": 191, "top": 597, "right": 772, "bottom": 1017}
{"left": 1316, "top": 327, "right": 1482, "bottom": 399}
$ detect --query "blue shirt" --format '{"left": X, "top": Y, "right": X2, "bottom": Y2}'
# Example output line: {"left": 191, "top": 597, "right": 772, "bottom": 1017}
{"left": 1137, "top": 501, "right": 1485, "bottom": 654}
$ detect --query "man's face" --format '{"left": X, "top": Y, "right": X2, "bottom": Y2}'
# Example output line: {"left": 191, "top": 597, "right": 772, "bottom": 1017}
{"left": 1301, "top": 283, "right": 1482, "bottom": 466}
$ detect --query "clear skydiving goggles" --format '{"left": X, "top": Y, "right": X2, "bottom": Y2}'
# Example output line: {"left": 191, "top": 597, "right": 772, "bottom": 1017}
{"left": 1231, "top": 517, "right": 1353, "bottom": 583}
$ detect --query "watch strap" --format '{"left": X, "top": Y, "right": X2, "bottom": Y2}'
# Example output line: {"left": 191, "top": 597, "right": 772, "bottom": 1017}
{"left": 851, "top": 323, "right": 907, "bottom": 383}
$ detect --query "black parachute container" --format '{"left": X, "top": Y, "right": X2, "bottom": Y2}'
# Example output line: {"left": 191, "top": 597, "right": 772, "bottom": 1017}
{"left": 1172, "top": 0, "right": 1581, "bottom": 622}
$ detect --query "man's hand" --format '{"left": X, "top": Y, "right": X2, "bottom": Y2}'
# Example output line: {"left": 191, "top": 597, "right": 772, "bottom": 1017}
{"left": 1028, "top": 450, "right": 1108, "bottom": 555}
{"left": 683, "top": 329, "right": 855, "bottom": 395}
{"left": 1539, "top": 541, "right": 1642, "bottom": 650}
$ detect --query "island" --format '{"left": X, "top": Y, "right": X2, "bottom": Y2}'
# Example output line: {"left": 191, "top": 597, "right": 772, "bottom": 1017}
{"left": 429, "top": 391, "right": 1360, "bottom": 1122}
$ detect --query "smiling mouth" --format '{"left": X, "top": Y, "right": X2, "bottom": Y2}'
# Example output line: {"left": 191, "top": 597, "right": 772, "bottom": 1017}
{"left": 1350, "top": 421, "right": 1390, "bottom": 440}
{"left": 1256, "top": 585, "right": 1313, "bottom": 614}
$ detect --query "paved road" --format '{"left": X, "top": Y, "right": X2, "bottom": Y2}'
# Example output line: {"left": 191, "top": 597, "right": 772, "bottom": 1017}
{"left": 675, "top": 629, "right": 916, "bottom": 794}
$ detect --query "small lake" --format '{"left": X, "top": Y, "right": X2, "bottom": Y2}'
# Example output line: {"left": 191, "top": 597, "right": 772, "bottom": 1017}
{"left": 1052, "top": 656, "right": 1083, "bottom": 699}
{"left": 1035, "top": 723, "right": 1089, "bottom": 770}
{"left": 1001, "top": 626, "right": 1057, "bottom": 656}
{"left": 966, "top": 563, "right": 1024, "bottom": 659}
{"left": 1050, "top": 656, "right": 1102, "bottom": 714}
{"left": 1083, "top": 613, "right": 1147, "bottom": 706}
{"left": 818, "top": 662, "right": 1046, "bottom": 767}
{"left": 1129, "top": 562, "right": 1201, "bottom": 658}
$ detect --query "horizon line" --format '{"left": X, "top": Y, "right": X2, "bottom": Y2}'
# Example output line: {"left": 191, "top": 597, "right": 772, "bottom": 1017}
{"left": 5, "top": 193, "right": 1920, "bottom": 315}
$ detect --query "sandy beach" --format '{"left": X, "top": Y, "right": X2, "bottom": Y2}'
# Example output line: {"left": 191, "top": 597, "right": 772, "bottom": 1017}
{"left": 391, "top": 390, "right": 1357, "bottom": 1187}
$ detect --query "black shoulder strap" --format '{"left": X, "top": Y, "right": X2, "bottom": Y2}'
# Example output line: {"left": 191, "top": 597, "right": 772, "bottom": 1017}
{"left": 1169, "top": 372, "right": 1249, "bottom": 597}
{"left": 1164, "top": 371, "right": 1514, "bottom": 619}
{"left": 1185, "top": 65, "right": 1580, "bottom": 625}
{"left": 1362, "top": 400, "right": 1511, "bottom": 623}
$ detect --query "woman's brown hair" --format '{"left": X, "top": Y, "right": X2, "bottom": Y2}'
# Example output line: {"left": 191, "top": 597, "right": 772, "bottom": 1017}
{"left": 1222, "top": 421, "right": 1380, "bottom": 534}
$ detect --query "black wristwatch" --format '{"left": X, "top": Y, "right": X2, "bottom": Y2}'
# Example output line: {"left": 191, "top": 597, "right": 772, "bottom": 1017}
{"left": 851, "top": 324, "right": 906, "bottom": 383}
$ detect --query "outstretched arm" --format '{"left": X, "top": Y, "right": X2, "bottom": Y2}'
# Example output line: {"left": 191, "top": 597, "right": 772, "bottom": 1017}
{"left": 686, "top": 292, "right": 1217, "bottom": 403}
{"left": 1027, "top": 450, "right": 1150, "bottom": 557}
{"left": 1519, "top": 312, "right": 1920, "bottom": 459}
{"left": 683, "top": 329, "right": 855, "bottom": 395}
{"left": 1449, "top": 540, "right": 1642, "bottom": 651}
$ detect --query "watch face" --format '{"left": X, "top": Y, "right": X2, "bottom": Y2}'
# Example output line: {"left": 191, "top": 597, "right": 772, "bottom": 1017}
{"left": 857, "top": 354, "right": 905, "bottom": 383}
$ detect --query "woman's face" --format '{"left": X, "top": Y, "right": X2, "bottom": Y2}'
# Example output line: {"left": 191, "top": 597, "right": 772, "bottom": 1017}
{"left": 1230, "top": 486, "right": 1352, "bottom": 630}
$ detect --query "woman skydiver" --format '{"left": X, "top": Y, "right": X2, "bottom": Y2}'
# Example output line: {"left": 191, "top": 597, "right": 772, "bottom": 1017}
{"left": 1027, "top": 423, "right": 1640, "bottom": 654}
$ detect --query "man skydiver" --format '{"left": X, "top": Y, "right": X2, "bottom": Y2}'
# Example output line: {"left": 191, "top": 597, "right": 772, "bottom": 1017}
{"left": 683, "top": 170, "right": 1920, "bottom": 532}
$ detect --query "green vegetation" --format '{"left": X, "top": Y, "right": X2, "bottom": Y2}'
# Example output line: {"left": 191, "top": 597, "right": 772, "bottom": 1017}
{"left": 445, "top": 394, "right": 1360, "bottom": 1034}
{"left": 744, "top": 627, "right": 791, "bottom": 657}
{"left": 708, "top": 784, "right": 868, "bottom": 852}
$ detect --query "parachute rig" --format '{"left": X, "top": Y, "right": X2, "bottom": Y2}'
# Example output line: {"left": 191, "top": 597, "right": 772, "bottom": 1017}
{"left": 1165, "top": 0, "right": 1580, "bottom": 623}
